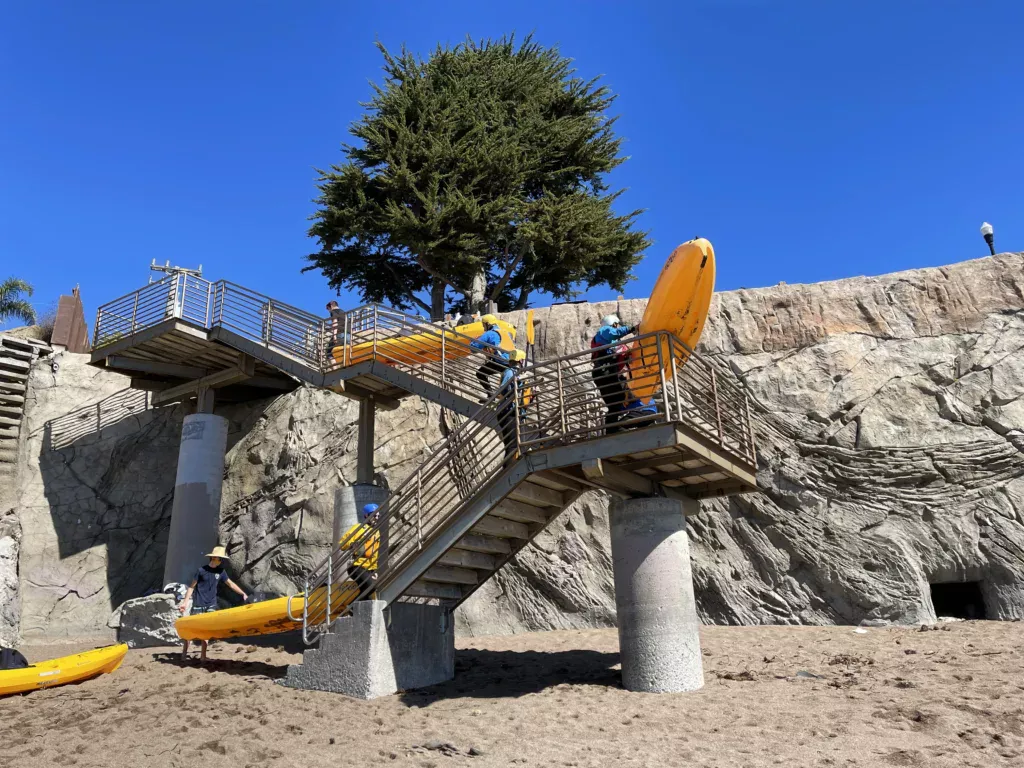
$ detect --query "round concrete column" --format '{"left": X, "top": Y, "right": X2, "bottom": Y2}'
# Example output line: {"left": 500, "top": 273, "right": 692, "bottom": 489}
{"left": 610, "top": 496, "right": 704, "bottom": 693}
{"left": 163, "top": 414, "right": 229, "bottom": 586}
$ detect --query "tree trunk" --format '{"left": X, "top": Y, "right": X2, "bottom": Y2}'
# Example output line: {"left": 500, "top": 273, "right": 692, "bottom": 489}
{"left": 430, "top": 280, "right": 446, "bottom": 321}
{"left": 464, "top": 270, "right": 487, "bottom": 315}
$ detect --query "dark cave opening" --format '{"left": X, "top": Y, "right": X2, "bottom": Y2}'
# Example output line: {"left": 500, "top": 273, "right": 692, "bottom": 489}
{"left": 929, "top": 581, "right": 987, "bottom": 620}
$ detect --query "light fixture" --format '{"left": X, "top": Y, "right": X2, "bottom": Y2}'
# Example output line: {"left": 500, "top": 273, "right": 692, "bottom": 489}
{"left": 980, "top": 222, "right": 995, "bottom": 255}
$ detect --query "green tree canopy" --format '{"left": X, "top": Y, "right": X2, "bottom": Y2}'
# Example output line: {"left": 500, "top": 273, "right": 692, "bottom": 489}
{"left": 305, "top": 34, "right": 650, "bottom": 319}
{"left": 0, "top": 278, "right": 35, "bottom": 326}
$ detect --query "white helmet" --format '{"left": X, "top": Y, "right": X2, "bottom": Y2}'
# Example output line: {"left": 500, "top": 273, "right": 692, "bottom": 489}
{"left": 602, "top": 314, "right": 621, "bottom": 327}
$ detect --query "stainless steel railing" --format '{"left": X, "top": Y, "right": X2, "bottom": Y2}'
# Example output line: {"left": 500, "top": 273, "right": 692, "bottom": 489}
{"left": 299, "top": 329, "right": 757, "bottom": 643}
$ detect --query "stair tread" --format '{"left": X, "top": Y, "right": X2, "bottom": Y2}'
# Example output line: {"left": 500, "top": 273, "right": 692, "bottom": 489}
{"left": 422, "top": 565, "right": 479, "bottom": 586}
{"left": 452, "top": 534, "right": 511, "bottom": 556}
{"left": 471, "top": 515, "right": 530, "bottom": 541}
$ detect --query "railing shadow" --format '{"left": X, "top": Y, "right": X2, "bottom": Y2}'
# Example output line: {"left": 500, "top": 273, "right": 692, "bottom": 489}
{"left": 399, "top": 648, "right": 620, "bottom": 704}
{"left": 43, "top": 387, "right": 154, "bottom": 451}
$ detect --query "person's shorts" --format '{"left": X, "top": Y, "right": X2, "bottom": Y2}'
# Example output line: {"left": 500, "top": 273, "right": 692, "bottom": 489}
{"left": 190, "top": 604, "right": 217, "bottom": 616}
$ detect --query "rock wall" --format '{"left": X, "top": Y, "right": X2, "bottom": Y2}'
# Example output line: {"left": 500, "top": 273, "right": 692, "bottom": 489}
{"left": 7, "top": 252, "right": 1024, "bottom": 641}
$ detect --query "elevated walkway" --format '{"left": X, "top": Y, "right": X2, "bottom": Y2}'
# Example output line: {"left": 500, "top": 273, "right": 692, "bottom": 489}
{"left": 89, "top": 275, "right": 502, "bottom": 416}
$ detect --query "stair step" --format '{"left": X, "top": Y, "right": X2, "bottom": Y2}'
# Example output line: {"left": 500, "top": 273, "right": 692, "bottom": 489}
{"left": 0, "top": 415, "right": 20, "bottom": 427}
{"left": 0, "top": 393, "right": 25, "bottom": 405}
{"left": 491, "top": 498, "right": 550, "bottom": 525}
{"left": 405, "top": 580, "right": 463, "bottom": 600}
{"left": 422, "top": 565, "right": 478, "bottom": 586}
{"left": 0, "top": 345, "right": 34, "bottom": 361}
{"left": 0, "top": 369, "right": 28, "bottom": 383}
{"left": 453, "top": 534, "right": 511, "bottom": 556}
{"left": 0, "top": 335, "right": 46, "bottom": 353}
{"left": 0, "top": 426, "right": 18, "bottom": 439}
{"left": 508, "top": 481, "right": 564, "bottom": 508}
{"left": 471, "top": 515, "right": 530, "bottom": 540}
{"left": 0, "top": 358, "right": 30, "bottom": 373}
{"left": 0, "top": 379, "right": 26, "bottom": 393}
{"left": 439, "top": 549, "right": 497, "bottom": 571}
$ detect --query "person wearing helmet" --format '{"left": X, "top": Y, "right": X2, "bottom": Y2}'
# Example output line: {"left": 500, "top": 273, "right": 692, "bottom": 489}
{"left": 340, "top": 503, "right": 381, "bottom": 598}
{"left": 471, "top": 314, "right": 514, "bottom": 398}
{"left": 496, "top": 348, "right": 528, "bottom": 465}
{"left": 590, "top": 313, "right": 638, "bottom": 433}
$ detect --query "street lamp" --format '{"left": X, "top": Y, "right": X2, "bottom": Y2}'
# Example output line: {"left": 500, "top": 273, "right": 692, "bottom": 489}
{"left": 980, "top": 222, "right": 995, "bottom": 255}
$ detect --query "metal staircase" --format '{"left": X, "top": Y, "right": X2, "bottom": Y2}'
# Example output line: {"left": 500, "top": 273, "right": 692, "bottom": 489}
{"left": 298, "top": 330, "right": 757, "bottom": 644}
{"left": 0, "top": 335, "right": 51, "bottom": 486}
{"left": 88, "top": 275, "right": 759, "bottom": 647}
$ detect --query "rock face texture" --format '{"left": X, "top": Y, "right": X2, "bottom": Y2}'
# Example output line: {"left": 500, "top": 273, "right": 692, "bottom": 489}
{"left": 0, "top": 510, "right": 20, "bottom": 646}
{"left": 6, "top": 252, "right": 1023, "bottom": 641}
{"left": 109, "top": 593, "right": 180, "bottom": 648}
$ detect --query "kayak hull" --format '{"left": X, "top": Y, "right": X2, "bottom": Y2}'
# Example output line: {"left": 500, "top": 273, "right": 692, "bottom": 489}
{"left": 174, "top": 584, "right": 360, "bottom": 642}
{"left": 0, "top": 643, "right": 128, "bottom": 697}
{"left": 333, "top": 319, "right": 517, "bottom": 367}
{"left": 628, "top": 239, "right": 716, "bottom": 400}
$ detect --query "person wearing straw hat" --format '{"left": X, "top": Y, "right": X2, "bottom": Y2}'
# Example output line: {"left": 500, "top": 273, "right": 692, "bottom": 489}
{"left": 179, "top": 545, "right": 247, "bottom": 662}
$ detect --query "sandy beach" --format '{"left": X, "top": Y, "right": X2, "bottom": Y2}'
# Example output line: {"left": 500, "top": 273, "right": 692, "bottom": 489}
{"left": 2, "top": 622, "right": 1022, "bottom": 768}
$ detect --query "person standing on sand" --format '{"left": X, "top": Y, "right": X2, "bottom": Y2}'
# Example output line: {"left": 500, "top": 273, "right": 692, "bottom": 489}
{"left": 178, "top": 546, "right": 247, "bottom": 662}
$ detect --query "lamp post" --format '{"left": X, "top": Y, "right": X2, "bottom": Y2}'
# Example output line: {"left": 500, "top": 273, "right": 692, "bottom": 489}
{"left": 980, "top": 222, "right": 995, "bottom": 255}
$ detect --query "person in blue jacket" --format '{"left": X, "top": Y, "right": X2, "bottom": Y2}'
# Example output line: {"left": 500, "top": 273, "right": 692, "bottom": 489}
{"left": 471, "top": 314, "right": 513, "bottom": 398}
{"left": 590, "top": 313, "right": 637, "bottom": 432}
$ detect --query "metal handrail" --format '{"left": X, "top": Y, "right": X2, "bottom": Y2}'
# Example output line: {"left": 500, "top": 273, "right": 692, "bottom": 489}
{"left": 299, "top": 329, "right": 757, "bottom": 644}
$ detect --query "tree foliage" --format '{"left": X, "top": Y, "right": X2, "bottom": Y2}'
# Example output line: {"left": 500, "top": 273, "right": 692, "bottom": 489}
{"left": 305, "top": 34, "right": 650, "bottom": 318}
{"left": 0, "top": 278, "right": 36, "bottom": 326}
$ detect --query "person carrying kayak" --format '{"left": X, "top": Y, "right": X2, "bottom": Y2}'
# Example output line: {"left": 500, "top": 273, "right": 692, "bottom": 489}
{"left": 590, "top": 313, "right": 637, "bottom": 433}
{"left": 179, "top": 546, "right": 247, "bottom": 662}
{"left": 340, "top": 504, "right": 382, "bottom": 598}
{"left": 471, "top": 314, "right": 514, "bottom": 399}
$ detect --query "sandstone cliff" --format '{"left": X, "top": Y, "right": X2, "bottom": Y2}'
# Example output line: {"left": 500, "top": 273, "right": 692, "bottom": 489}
{"left": 5, "top": 252, "right": 1022, "bottom": 642}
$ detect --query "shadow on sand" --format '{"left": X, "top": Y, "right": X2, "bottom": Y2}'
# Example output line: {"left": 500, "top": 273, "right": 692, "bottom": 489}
{"left": 401, "top": 648, "right": 621, "bottom": 705}
{"left": 152, "top": 652, "right": 289, "bottom": 681}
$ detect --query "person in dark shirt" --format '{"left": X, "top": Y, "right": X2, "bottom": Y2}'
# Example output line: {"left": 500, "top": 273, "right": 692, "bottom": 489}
{"left": 178, "top": 546, "right": 247, "bottom": 662}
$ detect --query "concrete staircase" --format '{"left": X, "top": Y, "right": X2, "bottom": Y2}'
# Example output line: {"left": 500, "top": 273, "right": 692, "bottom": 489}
{"left": 0, "top": 335, "right": 51, "bottom": 485}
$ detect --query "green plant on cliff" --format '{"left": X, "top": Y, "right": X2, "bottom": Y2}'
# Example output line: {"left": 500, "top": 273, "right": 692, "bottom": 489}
{"left": 305, "top": 34, "right": 650, "bottom": 319}
{"left": 0, "top": 277, "right": 36, "bottom": 326}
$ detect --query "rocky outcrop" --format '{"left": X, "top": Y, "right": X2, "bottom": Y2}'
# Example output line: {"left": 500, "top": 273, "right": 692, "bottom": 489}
{"left": 8, "top": 252, "right": 1024, "bottom": 640}
{"left": 110, "top": 593, "right": 179, "bottom": 648}
{"left": 0, "top": 509, "right": 20, "bottom": 646}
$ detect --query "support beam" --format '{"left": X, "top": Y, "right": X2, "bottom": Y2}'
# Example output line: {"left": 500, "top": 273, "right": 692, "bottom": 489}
{"left": 151, "top": 353, "right": 256, "bottom": 406}
{"left": 357, "top": 398, "right": 375, "bottom": 485}
{"left": 105, "top": 356, "right": 206, "bottom": 379}
{"left": 582, "top": 458, "right": 604, "bottom": 479}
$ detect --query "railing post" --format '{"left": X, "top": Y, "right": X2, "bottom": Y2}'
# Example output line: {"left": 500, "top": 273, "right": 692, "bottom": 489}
{"left": 670, "top": 354, "right": 681, "bottom": 423}
{"left": 204, "top": 281, "right": 212, "bottom": 328}
{"left": 744, "top": 392, "right": 756, "bottom": 464}
{"left": 656, "top": 333, "right": 669, "bottom": 423}
{"left": 326, "top": 551, "right": 332, "bottom": 630}
{"left": 556, "top": 358, "right": 567, "bottom": 441}
{"left": 372, "top": 305, "right": 379, "bottom": 358}
{"left": 265, "top": 300, "right": 274, "bottom": 347}
{"left": 302, "top": 576, "right": 309, "bottom": 643}
{"left": 416, "top": 470, "right": 422, "bottom": 550}
{"left": 93, "top": 310, "right": 102, "bottom": 347}
{"left": 440, "top": 329, "right": 447, "bottom": 390}
{"left": 711, "top": 366, "right": 724, "bottom": 442}
{"left": 130, "top": 293, "right": 140, "bottom": 335}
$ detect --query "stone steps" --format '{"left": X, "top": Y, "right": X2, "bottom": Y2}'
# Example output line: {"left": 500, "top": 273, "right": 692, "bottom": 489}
{"left": 0, "top": 335, "right": 52, "bottom": 478}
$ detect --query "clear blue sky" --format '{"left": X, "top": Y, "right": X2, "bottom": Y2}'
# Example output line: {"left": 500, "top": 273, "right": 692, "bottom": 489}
{"left": 2, "top": 1, "right": 1022, "bottom": 330}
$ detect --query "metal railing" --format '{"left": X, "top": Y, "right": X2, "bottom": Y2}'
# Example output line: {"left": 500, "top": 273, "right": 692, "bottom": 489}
{"left": 299, "top": 330, "right": 756, "bottom": 644}
{"left": 94, "top": 279, "right": 506, "bottom": 404}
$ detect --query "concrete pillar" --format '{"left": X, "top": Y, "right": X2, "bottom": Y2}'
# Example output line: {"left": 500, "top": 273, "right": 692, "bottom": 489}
{"left": 163, "top": 413, "right": 229, "bottom": 586}
{"left": 610, "top": 496, "right": 704, "bottom": 693}
{"left": 283, "top": 600, "right": 454, "bottom": 698}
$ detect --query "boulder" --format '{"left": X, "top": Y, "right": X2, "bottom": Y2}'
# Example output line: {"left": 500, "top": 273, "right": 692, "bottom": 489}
{"left": 111, "top": 593, "right": 180, "bottom": 648}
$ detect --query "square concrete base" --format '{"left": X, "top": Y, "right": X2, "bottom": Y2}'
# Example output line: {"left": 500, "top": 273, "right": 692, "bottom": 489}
{"left": 283, "top": 600, "right": 454, "bottom": 699}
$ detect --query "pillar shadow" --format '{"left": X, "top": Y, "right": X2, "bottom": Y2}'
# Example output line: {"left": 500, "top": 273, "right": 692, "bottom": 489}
{"left": 399, "top": 648, "right": 621, "bottom": 704}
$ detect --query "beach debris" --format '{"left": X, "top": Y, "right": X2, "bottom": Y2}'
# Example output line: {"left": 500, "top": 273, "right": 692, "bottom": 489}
{"left": 853, "top": 628, "right": 869, "bottom": 634}
{"left": 795, "top": 670, "right": 824, "bottom": 679}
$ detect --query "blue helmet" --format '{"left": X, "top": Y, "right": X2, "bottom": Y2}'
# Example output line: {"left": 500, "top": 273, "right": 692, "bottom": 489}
{"left": 362, "top": 503, "right": 379, "bottom": 519}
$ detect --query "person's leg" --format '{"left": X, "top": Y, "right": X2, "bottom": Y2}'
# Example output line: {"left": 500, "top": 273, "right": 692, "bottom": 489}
{"left": 181, "top": 639, "right": 190, "bottom": 660}
{"left": 477, "top": 361, "right": 495, "bottom": 395}
{"left": 200, "top": 641, "right": 208, "bottom": 663}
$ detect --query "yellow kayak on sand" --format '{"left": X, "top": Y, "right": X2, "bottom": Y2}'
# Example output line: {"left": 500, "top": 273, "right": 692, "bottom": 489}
{"left": 175, "top": 583, "right": 360, "bottom": 642}
{"left": 628, "top": 239, "right": 716, "bottom": 400}
{"left": 334, "top": 318, "right": 517, "bottom": 367}
{"left": 0, "top": 643, "right": 128, "bottom": 697}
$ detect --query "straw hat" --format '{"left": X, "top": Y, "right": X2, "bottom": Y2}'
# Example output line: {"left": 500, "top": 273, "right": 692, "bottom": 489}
{"left": 205, "top": 546, "right": 229, "bottom": 560}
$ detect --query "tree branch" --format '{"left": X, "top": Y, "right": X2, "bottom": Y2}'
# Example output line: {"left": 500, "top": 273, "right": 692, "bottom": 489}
{"left": 415, "top": 255, "right": 470, "bottom": 295}
{"left": 379, "top": 259, "right": 431, "bottom": 313}
{"left": 489, "top": 245, "right": 528, "bottom": 302}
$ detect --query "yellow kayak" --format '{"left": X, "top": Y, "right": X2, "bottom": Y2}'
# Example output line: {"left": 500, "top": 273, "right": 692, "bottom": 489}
{"left": 175, "top": 584, "right": 359, "bottom": 641}
{"left": 0, "top": 643, "right": 128, "bottom": 697}
{"left": 334, "top": 318, "right": 517, "bottom": 367}
{"left": 628, "top": 239, "right": 716, "bottom": 400}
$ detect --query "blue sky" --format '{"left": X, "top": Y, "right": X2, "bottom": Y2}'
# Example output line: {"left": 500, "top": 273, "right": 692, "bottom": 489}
{"left": 2, "top": 1, "right": 1022, "bottom": 330}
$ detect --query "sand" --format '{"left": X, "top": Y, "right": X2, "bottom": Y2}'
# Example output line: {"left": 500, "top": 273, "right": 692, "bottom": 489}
{"left": 2, "top": 621, "right": 1022, "bottom": 767}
